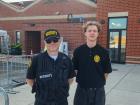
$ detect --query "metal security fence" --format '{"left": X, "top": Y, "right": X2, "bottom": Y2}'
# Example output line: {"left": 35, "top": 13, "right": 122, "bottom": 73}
{"left": 0, "top": 55, "right": 32, "bottom": 88}
{"left": 0, "top": 87, "right": 9, "bottom": 105}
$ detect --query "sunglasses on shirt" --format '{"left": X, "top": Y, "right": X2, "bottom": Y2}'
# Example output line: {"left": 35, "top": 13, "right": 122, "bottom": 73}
{"left": 45, "top": 38, "right": 59, "bottom": 44}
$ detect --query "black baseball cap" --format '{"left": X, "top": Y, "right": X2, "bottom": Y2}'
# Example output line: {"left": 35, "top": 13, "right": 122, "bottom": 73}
{"left": 44, "top": 29, "right": 60, "bottom": 41}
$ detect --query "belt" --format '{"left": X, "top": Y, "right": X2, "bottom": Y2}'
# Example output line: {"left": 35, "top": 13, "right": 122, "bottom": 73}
{"left": 77, "top": 84, "right": 104, "bottom": 91}
{"left": 85, "top": 88, "right": 97, "bottom": 91}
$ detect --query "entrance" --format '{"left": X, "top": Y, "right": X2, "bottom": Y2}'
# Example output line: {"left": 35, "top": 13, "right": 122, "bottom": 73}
{"left": 108, "top": 17, "right": 127, "bottom": 63}
{"left": 25, "top": 31, "right": 41, "bottom": 55}
{"left": 109, "top": 30, "right": 126, "bottom": 63}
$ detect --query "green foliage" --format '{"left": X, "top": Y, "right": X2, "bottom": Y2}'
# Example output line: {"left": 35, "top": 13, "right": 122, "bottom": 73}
{"left": 11, "top": 43, "right": 22, "bottom": 49}
{"left": 10, "top": 43, "right": 22, "bottom": 55}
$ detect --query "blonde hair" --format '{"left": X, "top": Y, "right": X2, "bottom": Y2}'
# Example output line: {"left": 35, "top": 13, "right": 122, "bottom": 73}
{"left": 83, "top": 21, "right": 102, "bottom": 33}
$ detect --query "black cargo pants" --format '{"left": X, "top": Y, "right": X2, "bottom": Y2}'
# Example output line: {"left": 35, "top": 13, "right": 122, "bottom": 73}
{"left": 74, "top": 85, "right": 105, "bottom": 105}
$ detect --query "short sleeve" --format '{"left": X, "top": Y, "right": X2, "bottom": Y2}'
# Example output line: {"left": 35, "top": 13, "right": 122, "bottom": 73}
{"left": 26, "top": 56, "right": 38, "bottom": 79}
{"left": 72, "top": 49, "right": 79, "bottom": 70}
{"left": 68, "top": 57, "right": 76, "bottom": 79}
{"left": 104, "top": 51, "right": 112, "bottom": 73}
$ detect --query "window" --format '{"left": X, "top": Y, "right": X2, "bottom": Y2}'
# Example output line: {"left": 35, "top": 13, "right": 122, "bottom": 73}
{"left": 16, "top": 31, "right": 21, "bottom": 43}
{"left": 109, "top": 18, "right": 127, "bottom": 29}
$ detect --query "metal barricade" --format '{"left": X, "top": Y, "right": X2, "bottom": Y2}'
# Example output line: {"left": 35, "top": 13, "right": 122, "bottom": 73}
{"left": 0, "top": 87, "right": 9, "bottom": 105}
{"left": 0, "top": 55, "right": 32, "bottom": 88}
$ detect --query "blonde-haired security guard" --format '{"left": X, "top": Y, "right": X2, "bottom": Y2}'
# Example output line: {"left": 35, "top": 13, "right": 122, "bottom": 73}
{"left": 72, "top": 21, "right": 112, "bottom": 105}
{"left": 26, "top": 29, "right": 75, "bottom": 105}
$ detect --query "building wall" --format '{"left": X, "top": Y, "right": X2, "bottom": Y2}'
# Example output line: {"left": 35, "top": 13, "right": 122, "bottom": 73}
{"left": 97, "top": 0, "right": 140, "bottom": 63}
{"left": 0, "top": 0, "right": 95, "bottom": 17}
{"left": 22, "top": 0, "right": 96, "bottom": 16}
{"left": 0, "top": 19, "right": 86, "bottom": 54}
{"left": 0, "top": 2, "right": 17, "bottom": 17}
{"left": 0, "top": 0, "right": 96, "bottom": 54}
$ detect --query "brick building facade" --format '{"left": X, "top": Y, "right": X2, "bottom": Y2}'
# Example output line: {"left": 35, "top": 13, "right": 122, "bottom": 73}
{"left": 1, "top": 0, "right": 140, "bottom": 63}
{"left": 97, "top": 0, "right": 140, "bottom": 63}
{"left": 0, "top": 0, "right": 96, "bottom": 54}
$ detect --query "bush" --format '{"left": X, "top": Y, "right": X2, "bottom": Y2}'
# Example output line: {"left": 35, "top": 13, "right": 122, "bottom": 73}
{"left": 10, "top": 43, "right": 22, "bottom": 55}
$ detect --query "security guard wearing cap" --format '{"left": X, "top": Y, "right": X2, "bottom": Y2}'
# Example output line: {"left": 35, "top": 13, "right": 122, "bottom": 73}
{"left": 72, "top": 21, "right": 112, "bottom": 105}
{"left": 26, "top": 29, "right": 75, "bottom": 105}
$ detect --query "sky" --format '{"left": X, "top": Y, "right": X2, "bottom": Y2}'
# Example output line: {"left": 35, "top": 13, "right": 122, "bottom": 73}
{"left": 2, "top": 0, "right": 34, "bottom": 3}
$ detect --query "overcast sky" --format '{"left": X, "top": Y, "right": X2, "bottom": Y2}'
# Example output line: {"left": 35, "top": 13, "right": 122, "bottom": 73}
{"left": 2, "top": 0, "right": 34, "bottom": 3}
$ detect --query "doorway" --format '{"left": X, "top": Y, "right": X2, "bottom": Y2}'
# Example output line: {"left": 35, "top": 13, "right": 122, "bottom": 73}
{"left": 109, "top": 30, "right": 127, "bottom": 63}
{"left": 108, "top": 17, "right": 127, "bottom": 63}
{"left": 25, "top": 31, "right": 41, "bottom": 55}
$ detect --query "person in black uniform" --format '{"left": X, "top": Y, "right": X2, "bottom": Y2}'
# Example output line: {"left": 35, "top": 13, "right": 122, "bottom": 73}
{"left": 73, "top": 21, "right": 112, "bottom": 105}
{"left": 26, "top": 29, "right": 75, "bottom": 105}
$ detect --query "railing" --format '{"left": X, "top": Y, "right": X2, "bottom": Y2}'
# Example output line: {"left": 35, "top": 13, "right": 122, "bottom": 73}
{"left": 0, "top": 87, "right": 9, "bottom": 105}
{"left": 0, "top": 55, "right": 32, "bottom": 88}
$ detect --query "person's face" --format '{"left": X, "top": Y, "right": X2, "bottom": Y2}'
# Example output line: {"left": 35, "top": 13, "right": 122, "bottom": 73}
{"left": 45, "top": 38, "right": 60, "bottom": 52}
{"left": 85, "top": 25, "right": 99, "bottom": 42}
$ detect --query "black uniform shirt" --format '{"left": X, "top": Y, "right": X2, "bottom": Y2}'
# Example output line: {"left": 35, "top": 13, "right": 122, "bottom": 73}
{"left": 72, "top": 44, "right": 112, "bottom": 88}
{"left": 26, "top": 51, "right": 75, "bottom": 80}
{"left": 26, "top": 52, "right": 76, "bottom": 104}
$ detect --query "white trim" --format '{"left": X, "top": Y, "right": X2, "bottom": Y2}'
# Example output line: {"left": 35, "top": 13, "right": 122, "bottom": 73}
{"left": 0, "top": 13, "right": 96, "bottom": 21}
{"left": 126, "top": 60, "right": 140, "bottom": 64}
{"left": 76, "top": 0, "right": 97, "bottom": 8}
{"left": 108, "top": 12, "right": 128, "bottom": 17}
{"left": 126, "top": 56, "right": 140, "bottom": 59}
{"left": 17, "top": 0, "right": 41, "bottom": 12}
{"left": 0, "top": 0, "right": 96, "bottom": 12}
{"left": 0, "top": 0, "right": 19, "bottom": 12}
{"left": 0, "top": 0, "right": 42, "bottom": 12}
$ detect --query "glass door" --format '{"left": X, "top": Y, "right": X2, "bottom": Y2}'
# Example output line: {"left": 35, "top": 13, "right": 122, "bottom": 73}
{"left": 109, "top": 30, "right": 126, "bottom": 63}
{"left": 108, "top": 17, "right": 127, "bottom": 63}
{"left": 120, "top": 30, "right": 127, "bottom": 62}
{"left": 109, "top": 31, "right": 120, "bottom": 62}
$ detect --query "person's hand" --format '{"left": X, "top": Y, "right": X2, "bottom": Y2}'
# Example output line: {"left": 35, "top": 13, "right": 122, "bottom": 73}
{"left": 68, "top": 78, "right": 74, "bottom": 85}
{"left": 26, "top": 79, "right": 34, "bottom": 87}
{"left": 104, "top": 73, "right": 108, "bottom": 80}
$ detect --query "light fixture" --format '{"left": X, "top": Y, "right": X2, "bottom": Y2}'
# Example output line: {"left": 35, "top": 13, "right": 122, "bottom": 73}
{"left": 99, "top": 19, "right": 105, "bottom": 24}
{"left": 30, "top": 23, "right": 35, "bottom": 27}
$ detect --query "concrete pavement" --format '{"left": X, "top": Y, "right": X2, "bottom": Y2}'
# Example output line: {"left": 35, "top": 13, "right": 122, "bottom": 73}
{"left": 106, "top": 64, "right": 140, "bottom": 105}
{"left": 4, "top": 64, "right": 140, "bottom": 105}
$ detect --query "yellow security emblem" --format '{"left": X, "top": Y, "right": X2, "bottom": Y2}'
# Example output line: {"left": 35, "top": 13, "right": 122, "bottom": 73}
{"left": 94, "top": 55, "right": 100, "bottom": 63}
{"left": 45, "top": 31, "right": 57, "bottom": 37}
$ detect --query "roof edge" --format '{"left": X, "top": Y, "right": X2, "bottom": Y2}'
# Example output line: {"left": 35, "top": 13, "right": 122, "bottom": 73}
{"left": 76, "top": 0, "right": 97, "bottom": 8}
{"left": 0, "top": 0, "right": 20, "bottom": 12}
{"left": 17, "top": 0, "right": 41, "bottom": 12}
{"left": 0, "top": 0, "right": 96, "bottom": 13}
{"left": 0, "top": 0, "right": 41, "bottom": 12}
{"left": 0, "top": 13, "right": 96, "bottom": 21}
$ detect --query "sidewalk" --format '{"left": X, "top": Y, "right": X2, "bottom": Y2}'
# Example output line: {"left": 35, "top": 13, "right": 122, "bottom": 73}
{"left": 106, "top": 64, "right": 140, "bottom": 105}
{"left": 6, "top": 64, "right": 140, "bottom": 105}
